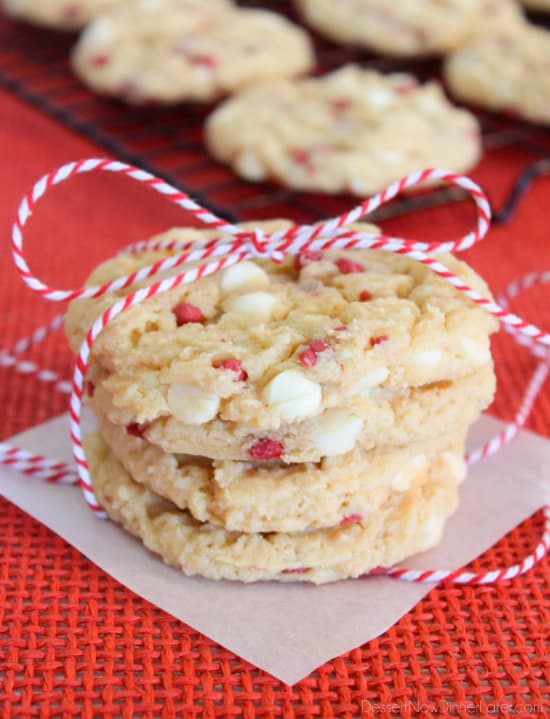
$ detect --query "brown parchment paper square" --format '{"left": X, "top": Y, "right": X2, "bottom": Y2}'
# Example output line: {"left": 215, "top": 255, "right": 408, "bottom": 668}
{"left": 0, "top": 414, "right": 548, "bottom": 684}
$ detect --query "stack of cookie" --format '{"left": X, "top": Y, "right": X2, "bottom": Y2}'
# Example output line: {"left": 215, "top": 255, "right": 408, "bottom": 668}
{"left": 65, "top": 221, "right": 498, "bottom": 584}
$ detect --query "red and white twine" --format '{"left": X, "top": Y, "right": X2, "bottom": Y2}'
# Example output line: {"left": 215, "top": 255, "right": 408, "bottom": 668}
{"left": 2, "top": 157, "right": 549, "bottom": 585}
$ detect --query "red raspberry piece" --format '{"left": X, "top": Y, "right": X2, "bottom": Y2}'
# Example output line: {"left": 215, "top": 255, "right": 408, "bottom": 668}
{"left": 189, "top": 54, "right": 217, "bottom": 68}
{"left": 213, "top": 358, "right": 247, "bottom": 382}
{"left": 359, "top": 290, "right": 373, "bottom": 302}
{"left": 298, "top": 348, "right": 317, "bottom": 367}
{"left": 291, "top": 149, "right": 311, "bottom": 167}
{"left": 340, "top": 514, "right": 362, "bottom": 526}
{"left": 85, "top": 381, "right": 95, "bottom": 397}
{"left": 247, "top": 438, "right": 284, "bottom": 461}
{"left": 370, "top": 335, "right": 389, "bottom": 347}
{"left": 298, "top": 339, "right": 329, "bottom": 367}
{"left": 173, "top": 302, "right": 204, "bottom": 326}
{"left": 126, "top": 423, "right": 145, "bottom": 439}
{"left": 335, "top": 258, "right": 365, "bottom": 274}
{"left": 334, "top": 325, "right": 348, "bottom": 332}
{"left": 90, "top": 54, "right": 109, "bottom": 68}
{"left": 331, "top": 98, "right": 350, "bottom": 113}
{"left": 282, "top": 567, "right": 308, "bottom": 574}
{"left": 294, "top": 250, "right": 324, "bottom": 271}
{"left": 309, "top": 339, "right": 329, "bottom": 354}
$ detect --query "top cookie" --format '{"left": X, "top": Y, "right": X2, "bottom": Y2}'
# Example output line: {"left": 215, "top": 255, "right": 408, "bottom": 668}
{"left": 295, "top": 0, "right": 523, "bottom": 57}
{"left": 206, "top": 65, "right": 481, "bottom": 196}
{"left": 65, "top": 221, "right": 498, "bottom": 433}
{"left": 1, "top": 0, "right": 125, "bottom": 30}
{"left": 71, "top": 0, "right": 313, "bottom": 104}
{"left": 444, "top": 22, "right": 550, "bottom": 126}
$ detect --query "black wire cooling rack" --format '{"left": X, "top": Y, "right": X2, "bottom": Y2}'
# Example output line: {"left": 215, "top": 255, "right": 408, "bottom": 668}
{"left": 0, "top": 0, "right": 549, "bottom": 225}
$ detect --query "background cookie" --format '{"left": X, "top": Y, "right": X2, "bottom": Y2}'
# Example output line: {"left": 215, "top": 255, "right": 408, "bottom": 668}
{"left": 1, "top": 0, "right": 125, "bottom": 30}
{"left": 72, "top": 0, "right": 313, "bottom": 104}
{"left": 86, "top": 431, "right": 463, "bottom": 584}
{"left": 206, "top": 66, "right": 482, "bottom": 196}
{"left": 295, "top": 0, "right": 522, "bottom": 57}
{"left": 444, "top": 23, "right": 550, "bottom": 126}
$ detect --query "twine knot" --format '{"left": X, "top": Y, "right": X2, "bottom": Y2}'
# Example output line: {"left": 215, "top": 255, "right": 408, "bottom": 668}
{"left": 244, "top": 228, "right": 285, "bottom": 263}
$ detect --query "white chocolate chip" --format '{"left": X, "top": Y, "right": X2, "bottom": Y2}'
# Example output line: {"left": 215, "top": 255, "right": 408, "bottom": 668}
{"left": 460, "top": 337, "right": 491, "bottom": 365}
{"left": 226, "top": 291, "right": 276, "bottom": 319}
{"left": 221, "top": 262, "right": 269, "bottom": 295}
{"left": 443, "top": 451, "right": 467, "bottom": 484}
{"left": 235, "top": 151, "right": 266, "bottom": 182}
{"left": 82, "top": 16, "right": 115, "bottom": 47}
{"left": 411, "top": 348, "right": 443, "bottom": 369}
{"left": 354, "top": 366, "right": 389, "bottom": 397}
{"left": 391, "top": 454, "right": 427, "bottom": 491}
{"left": 364, "top": 86, "right": 395, "bottom": 110}
{"left": 167, "top": 383, "right": 220, "bottom": 424}
{"left": 310, "top": 409, "right": 364, "bottom": 456}
{"left": 263, "top": 369, "right": 321, "bottom": 422}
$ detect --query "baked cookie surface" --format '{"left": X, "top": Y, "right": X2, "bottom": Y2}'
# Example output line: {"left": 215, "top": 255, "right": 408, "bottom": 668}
{"left": 295, "top": 0, "right": 522, "bottom": 57}
{"left": 64, "top": 222, "right": 498, "bottom": 442}
{"left": 206, "top": 66, "right": 481, "bottom": 195}
{"left": 1, "top": 0, "right": 125, "bottom": 30}
{"left": 96, "top": 406, "right": 466, "bottom": 533}
{"left": 444, "top": 23, "right": 550, "bottom": 125}
{"left": 71, "top": 0, "right": 313, "bottom": 103}
{"left": 86, "top": 431, "right": 463, "bottom": 584}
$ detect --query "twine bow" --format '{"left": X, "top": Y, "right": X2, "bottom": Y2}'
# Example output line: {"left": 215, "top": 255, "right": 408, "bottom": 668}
{"left": 2, "top": 157, "right": 549, "bottom": 584}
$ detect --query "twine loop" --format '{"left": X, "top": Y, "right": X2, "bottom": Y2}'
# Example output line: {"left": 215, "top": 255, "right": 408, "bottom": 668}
{"left": 1, "top": 157, "right": 548, "bottom": 585}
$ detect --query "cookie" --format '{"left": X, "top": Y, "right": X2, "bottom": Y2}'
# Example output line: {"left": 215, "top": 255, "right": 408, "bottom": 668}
{"left": 205, "top": 66, "right": 481, "bottom": 195}
{"left": 95, "top": 405, "right": 466, "bottom": 533}
{"left": 71, "top": 0, "right": 313, "bottom": 104}
{"left": 444, "top": 23, "right": 550, "bottom": 126}
{"left": 86, "top": 431, "right": 463, "bottom": 583}
{"left": 295, "top": 0, "right": 522, "bottom": 57}
{"left": 1, "top": 0, "right": 124, "bottom": 30}
{"left": 64, "top": 221, "right": 498, "bottom": 441}
{"left": 90, "top": 364, "right": 495, "bottom": 463}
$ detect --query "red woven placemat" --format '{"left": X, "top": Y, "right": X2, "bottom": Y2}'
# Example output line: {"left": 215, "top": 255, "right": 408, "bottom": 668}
{"left": 0, "top": 84, "right": 549, "bottom": 717}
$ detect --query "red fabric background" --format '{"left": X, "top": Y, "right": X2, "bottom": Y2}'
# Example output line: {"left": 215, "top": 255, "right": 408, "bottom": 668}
{"left": 0, "top": 87, "right": 548, "bottom": 717}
